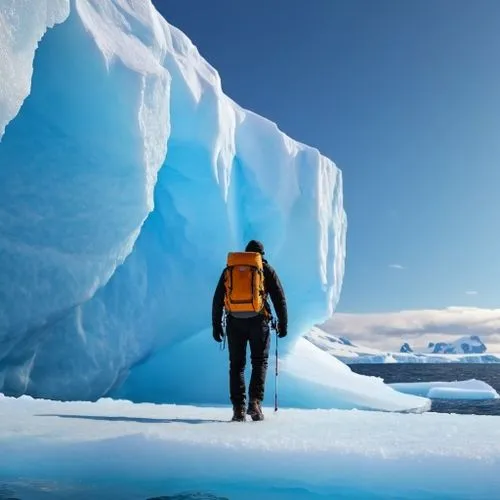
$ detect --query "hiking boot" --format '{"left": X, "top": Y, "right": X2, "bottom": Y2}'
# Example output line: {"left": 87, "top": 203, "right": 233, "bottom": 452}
{"left": 231, "top": 405, "right": 246, "bottom": 422}
{"left": 247, "top": 399, "right": 264, "bottom": 421}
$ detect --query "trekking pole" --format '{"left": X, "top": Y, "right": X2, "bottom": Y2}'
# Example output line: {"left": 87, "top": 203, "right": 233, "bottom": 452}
{"left": 275, "top": 332, "right": 279, "bottom": 412}
{"left": 272, "top": 318, "right": 279, "bottom": 412}
{"left": 220, "top": 312, "right": 227, "bottom": 351}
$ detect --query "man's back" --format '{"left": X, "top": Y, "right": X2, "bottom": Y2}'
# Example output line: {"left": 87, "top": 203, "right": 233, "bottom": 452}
{"left": 212, "top": 245, "right": 287, "bottom": 334}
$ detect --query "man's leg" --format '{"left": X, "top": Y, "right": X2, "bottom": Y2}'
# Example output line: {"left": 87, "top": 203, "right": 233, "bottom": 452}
{"left": 226, "top": 317, "right": 248, "bottom": 419}
{"left": 248, "top": 316, "right": 271, "bottom": 420}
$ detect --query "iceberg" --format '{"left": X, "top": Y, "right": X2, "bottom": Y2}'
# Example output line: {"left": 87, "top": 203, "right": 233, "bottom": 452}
{"left": 0, "top": 0, "right": 432, "bottom": 413}
{"left": 390, "top": 380, "right": 499, "bottom": 400}
{"left": 1, "top": 395, "right": 500, "bottom": 500}
{"left": 3, "top": 0, "right": 433, "bottom": 413}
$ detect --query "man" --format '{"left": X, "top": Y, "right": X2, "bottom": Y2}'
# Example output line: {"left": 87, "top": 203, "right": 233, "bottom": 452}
{"left": 212, "top": 240, "right": 288, "bottom": 422}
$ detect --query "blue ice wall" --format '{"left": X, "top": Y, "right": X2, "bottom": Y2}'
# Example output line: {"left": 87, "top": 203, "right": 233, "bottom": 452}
{"left": 0, "top": 0, "right": 346, "bottom": 404}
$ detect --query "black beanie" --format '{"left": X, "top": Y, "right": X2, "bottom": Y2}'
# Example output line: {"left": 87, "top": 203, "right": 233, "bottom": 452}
{"left": 245, "top": 240, "right": 265, "bottom": 255}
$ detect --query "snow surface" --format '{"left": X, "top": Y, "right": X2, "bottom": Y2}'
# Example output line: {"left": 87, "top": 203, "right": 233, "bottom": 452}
{"left": 0, "top": 0, "right": 349, "bottom": 406}
{"left": 1, "top": 396, "right": 499, "bottom": 500}
{"left": 390, "top": 380, "right": 500, "bottom": 400}
{"left": 307, "top": 328, "right": 500, "bottom": 364}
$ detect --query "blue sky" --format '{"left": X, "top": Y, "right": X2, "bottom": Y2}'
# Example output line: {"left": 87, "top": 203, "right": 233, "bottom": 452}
{"left": 155, "top": 0, "right": 500, "bottom": 315}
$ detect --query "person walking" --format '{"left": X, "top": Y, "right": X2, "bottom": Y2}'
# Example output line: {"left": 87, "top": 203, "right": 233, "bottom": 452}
{"left": 212, "top": 240, "right": 287, "bottom": 421}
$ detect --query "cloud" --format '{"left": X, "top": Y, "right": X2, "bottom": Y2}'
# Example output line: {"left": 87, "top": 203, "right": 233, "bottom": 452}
{"left": 465, "top": 290, "right": 478, "bottom": 295}
{"left": 388, "top": 264, "right": 405, "bottom": 270}
{"left": 320, "top": 307, "right": 500, "bottom": 352}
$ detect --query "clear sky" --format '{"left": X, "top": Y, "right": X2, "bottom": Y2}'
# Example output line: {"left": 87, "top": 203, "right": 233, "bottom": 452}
{"left": 154, "top": 0, "right": 500, "bottom": 316}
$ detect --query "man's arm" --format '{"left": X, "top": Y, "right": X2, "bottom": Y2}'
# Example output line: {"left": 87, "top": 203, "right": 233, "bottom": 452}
{"left": 264, "top": 262, "right": 288, "bottom": 334}
{"left": 212, "top": 270, "right": 226, "bottom": 332}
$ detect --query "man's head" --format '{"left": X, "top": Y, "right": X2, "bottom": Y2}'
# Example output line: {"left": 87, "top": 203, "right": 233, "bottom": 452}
{"left": 245, "top": 239, "right": 265, "bottom": 255}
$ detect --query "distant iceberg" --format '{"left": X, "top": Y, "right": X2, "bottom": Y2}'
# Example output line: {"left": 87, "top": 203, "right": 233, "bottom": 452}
{"left": 307, "top": 328, "right": 500, "bottom": 364}
{"left": 402, "top": 335, "right": 487, "bottom": 354}
{"left": 390, "top": 380, "right": 499, "bottom": 400}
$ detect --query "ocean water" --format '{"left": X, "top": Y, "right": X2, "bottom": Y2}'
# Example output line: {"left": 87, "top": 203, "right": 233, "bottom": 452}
{"left": 349, "top": 363, "right": 500, "bottom": 416}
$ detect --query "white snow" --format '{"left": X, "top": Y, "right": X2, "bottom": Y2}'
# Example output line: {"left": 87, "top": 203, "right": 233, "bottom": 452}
{"left": 1, "top": 395, "right": 499, "bottom": 499}
{"left": 0, "top": 0, "right": 347, "bottom": 407}
{"left": 390, "top": 380, "right": 499, "bottom": 400}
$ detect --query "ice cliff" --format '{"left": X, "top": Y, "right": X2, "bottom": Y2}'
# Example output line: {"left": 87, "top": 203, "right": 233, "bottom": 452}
{"left": 0, "top": 0, "right": 430, "bottom": 413}
{"left": 0, "top": 0, "right": 346, "bottom": 401}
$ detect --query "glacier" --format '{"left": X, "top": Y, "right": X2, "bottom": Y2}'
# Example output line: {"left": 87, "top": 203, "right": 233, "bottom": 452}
{"left": 1, "top": 395, "right": 500, "bottom": 500}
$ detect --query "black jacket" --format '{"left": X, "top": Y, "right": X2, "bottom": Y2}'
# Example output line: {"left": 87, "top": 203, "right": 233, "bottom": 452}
{"left": 212, "top": 259, "right": 288, "bottom": 332}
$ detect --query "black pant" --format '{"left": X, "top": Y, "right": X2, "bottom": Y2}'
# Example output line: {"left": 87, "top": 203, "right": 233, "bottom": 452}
{"left": 226, "top": 315, "right": 271, "bottom": 407}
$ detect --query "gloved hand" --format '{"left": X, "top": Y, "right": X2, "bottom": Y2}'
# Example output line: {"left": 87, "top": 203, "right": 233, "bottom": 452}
{"left": 277, "top": 323, "right": 287, "bottom": 338}
{"left": 213, "top": 326, "right": 224, "bottom": 343}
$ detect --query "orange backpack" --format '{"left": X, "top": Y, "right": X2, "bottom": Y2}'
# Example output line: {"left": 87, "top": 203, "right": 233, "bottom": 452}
{"left": 224, "top": 252, "right": 267, "bottom": 317}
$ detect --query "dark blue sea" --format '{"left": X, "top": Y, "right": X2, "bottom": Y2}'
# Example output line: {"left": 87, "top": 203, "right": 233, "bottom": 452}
{"left": 349, "top": 363, "right": 500, "bottom": 416}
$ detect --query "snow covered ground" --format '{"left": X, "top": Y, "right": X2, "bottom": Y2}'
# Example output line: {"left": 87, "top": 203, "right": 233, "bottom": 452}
{"left": 306, "top": 327, "right": 500, "bottom": 364}
{"left": 1, "top": 395, "right": 500, "bottom": 500}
